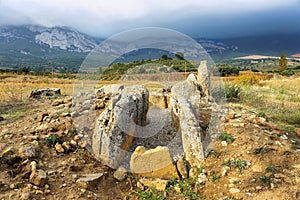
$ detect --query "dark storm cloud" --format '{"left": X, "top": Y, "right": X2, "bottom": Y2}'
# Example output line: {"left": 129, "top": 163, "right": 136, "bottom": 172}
{"left": 0, "top": 0, "right": 299, "bottom": 38}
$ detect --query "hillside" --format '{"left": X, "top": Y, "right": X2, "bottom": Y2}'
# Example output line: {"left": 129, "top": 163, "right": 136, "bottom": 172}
{"left": 0, "top": 25, "right": 237, "bottom": 73}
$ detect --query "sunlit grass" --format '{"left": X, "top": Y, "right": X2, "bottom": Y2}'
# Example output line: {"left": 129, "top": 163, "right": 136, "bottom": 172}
{"left": 240, "top": 76, "right": 300, "bottom": 126}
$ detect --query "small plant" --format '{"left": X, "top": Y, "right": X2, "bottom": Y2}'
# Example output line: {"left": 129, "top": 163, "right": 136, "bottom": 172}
{"left": 211, "top": 174, "right": 221, "bottom": 182}
{"left": 166, "top": 177, "right": 201, "bottom": 199}
{"left": 260, "top": 176, "right": 271, "bottom": 186}
{"left": 224, "top": 83, "right": 241, "bottom": 102}
{"left": 196, "top": 166, "right": 204, "bottom": 174}
{"left": 69, "top": 128, "right": 78, "bottom": 136}
{"left": 265, "top": 165, "right": 275, "bottom": 173}
{"left": 224, "top": 159, "right": 247, "bottom": 173}
{"left": 134, "top": 188, "right": 165, "bottom": 200}
{"left": 219, "top": 133, "right": 235, "bottom": 144}
{"left": 257, "top": 110, "right": 267, "bottom": 118}
{"left": 205, "top": 148, "right": 217, "bottom": 157}
{"left": 254, "top": 146, "right": 269, "bottom": 154}
{"left": 45, "top": 134, "right": 61, "bottom": 148}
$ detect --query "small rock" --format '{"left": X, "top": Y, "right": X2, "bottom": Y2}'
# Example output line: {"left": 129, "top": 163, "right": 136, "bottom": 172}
{"left": 30, "top": 161, "right": 37, "bottom": 172}
{"left": 229, "top": 188, "right": 240, "bottom": 194}
{"left": 54, "top": 143, "right": 64, "bottom": 153}
{"left": 176, "top": 158, "right": 189, "bottom": 178}
{"left": 76, "top": 173, "right": 104, "bottom": 188}
{"left": 138, "top": 178, "right": 169, "bottom": 191}
{"left": 69, "top": 140, "right": 77, "bottom": 147}
{"left": 61, "top": 113, "right": 71, "bottom": 117}
{"left": 256, "top": 186, "right": 262, "bottom": 191}
{"left": 229, "top": 178, "right": 240, "bottom": 184}
{"left": 20, "top": 192, "right": 31, "bottom": 200}
{"left": 52, "top": 99, "right": 64, "bottom": 106}
{"left": 62, "top": 142, "right": 71, "bottom": 151}
{"left": 274, "top": 173, "right": 285, "bottom": 179}
{"left": 280, "top": 135, "right": 288, "bottom": 140}
{"left": 197, "top": 173, "right": 207, "bottom": 184}
{"left": 113, "top": 167, "right": 127, "bottom": 181}
{"left": 19, "top": 145, "right": 37, "bottom": 158}
{"left": 174, "top": 186, "right": 181, "bottom": 193}
{"left": 36, "top": 113, "right": 48, "bottom": 122}
{"left": 221, "top": 141, "right": 228, "bottom": 146}
{"left": 221, "top": 166, "right": 230, "bottom": 177}
{"left": 235, "top": 113, "right": 242, "bottom": 118}
{"left": 9, "top": 183, "right": 17, "bottom": 189}
{"left": 0, "top": 116, "right": 4, "bottom": 121}
{"left": 136, "top": 181, "right": 144, "bottom": 190}
{"left": 226, "top": 113, "right": 235, "bottom": 119}
{"left": 29, "top": 170, "right": 47, "bottom": 187}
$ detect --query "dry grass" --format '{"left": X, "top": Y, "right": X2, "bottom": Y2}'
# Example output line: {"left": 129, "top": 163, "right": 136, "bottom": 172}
{"left": 240, "top": 76, "right": 300, "bottom": 126}
{"left": 0, "top": 74, "right": 75, "bottom": 104}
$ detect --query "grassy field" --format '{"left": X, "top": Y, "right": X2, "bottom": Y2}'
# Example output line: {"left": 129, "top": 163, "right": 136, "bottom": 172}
{"left": 0, "top": 74, "right": 75, "bottom": 104}
{"left": 1, "top": 72, "right": 299, "bottom": 128}
{"left": 225, "top": 74, "right": 300, "bottom": 127}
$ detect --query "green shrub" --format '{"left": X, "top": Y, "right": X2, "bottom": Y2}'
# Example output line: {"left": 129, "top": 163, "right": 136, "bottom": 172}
{"left": 134, "top": 188, "right": 165, "bottom": 200}
{"left": 279, "top": 70, "right": 295, "bottom": 77}
{"left": 219, "top": 133, "right": 235, "bottom": 144}
{"left": 260, "top": 176, "right": 271, "bottom": 186}
{"left": 224, "top": 159, "right": 247, "bottom": 173}
{"left": 224, "top": 83, "right": 241, "bottom": 102}
{"left": 211, "top": 174, "right": 221, "bottom": 182}
{"left": 45, "top": 134, "right": 61, "bottom": 148}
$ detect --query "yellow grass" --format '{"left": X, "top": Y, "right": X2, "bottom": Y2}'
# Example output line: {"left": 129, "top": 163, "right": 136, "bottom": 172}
{"left": 240, "top": 76, "right": 300, "bottom": 125}
{"left": 0, "top": 74, "right": 75, "bottom": 103}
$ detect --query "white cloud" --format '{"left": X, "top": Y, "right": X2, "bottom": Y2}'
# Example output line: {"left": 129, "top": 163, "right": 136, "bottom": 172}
{"left": 0, "top": 0, "right": 299, "bottom": 36}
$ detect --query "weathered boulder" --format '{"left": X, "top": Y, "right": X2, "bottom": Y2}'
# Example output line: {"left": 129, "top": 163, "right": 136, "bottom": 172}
{"left": 29, "top": 88, "right": 61, "bottom": 99}
{"left": 130, "top": 146, "right": 179, "bottom": 179}
{"left": 92, "top": 85, "right": 149, "bottom": 168}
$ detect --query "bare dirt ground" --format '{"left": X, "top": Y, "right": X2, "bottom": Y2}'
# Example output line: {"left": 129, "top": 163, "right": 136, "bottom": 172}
{"left": 0, "top": 96, "right": 299, "bottom": 200}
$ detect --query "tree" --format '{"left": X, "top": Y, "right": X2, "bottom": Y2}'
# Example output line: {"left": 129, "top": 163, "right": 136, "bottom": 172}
{"left": 161, "top": 54, "right": 168, "bottom": 60}
{"left": 277, "top": 54, "right": 288, "bottom": 72}
{"left": 19, "top": 66, "right": 30, "bottom": 74}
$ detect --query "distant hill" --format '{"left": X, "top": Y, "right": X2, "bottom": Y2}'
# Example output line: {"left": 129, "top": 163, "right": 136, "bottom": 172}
{"left": 1, "top": 25, "right": 299, "bottom": 73}
{"left": 0, "top": 25, "right": 238, "bottom": 73}
{"left": 0, "top": 25, "right": 100, "bottom": 72}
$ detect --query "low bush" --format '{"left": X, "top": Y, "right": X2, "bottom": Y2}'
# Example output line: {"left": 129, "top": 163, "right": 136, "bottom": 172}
{"left": 224, "top": 83, "right": 241, "bottom": 102}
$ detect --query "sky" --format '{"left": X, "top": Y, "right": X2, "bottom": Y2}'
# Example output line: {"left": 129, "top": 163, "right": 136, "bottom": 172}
{"left": 0, "top": 0, "right": 300, "bottom": 38}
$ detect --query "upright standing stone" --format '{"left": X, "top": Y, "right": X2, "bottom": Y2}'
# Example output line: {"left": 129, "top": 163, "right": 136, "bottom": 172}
{"left": 198, "top": 60, "right": 210, "bottom": 97}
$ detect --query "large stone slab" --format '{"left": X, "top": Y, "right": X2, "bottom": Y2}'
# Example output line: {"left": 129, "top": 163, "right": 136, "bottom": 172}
{"left": 130, "top": 146, "right": 179, "bottom": 179}
{"left": 92, "top": 85, "right": 149, "bottom": 168}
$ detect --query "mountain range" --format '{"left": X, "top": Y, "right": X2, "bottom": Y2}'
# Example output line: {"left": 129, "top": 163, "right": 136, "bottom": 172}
{"left": 0, "top": 25, "right": 299, "bottom": 73}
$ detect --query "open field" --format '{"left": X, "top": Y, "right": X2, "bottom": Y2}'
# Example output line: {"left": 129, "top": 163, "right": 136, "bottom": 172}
{"left": 240, "top": 76, "right": 300, "bottom": 126}
{"left": 0, "top": 72, "right": 299, "bottom": 199}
